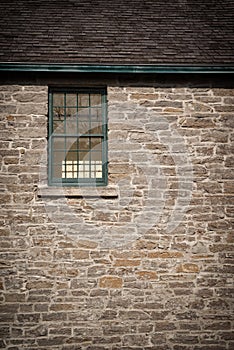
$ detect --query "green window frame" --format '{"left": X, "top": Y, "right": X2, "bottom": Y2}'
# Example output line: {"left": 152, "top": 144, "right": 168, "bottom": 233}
{"left": 48, "top": 87, "right": 108, "bottom": 186}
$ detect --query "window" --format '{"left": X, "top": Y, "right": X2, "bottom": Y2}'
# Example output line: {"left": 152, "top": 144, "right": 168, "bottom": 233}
{"left": 48, "top": 88, "right": 108, "bottom": 186}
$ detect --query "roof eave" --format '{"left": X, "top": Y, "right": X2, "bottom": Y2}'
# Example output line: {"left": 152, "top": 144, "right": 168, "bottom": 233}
{"left": 0, "top": 63, "right": 234, "bottom": 73}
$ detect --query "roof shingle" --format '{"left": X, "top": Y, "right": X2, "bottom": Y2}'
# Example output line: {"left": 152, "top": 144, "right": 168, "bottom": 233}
{"left": 0, "top": 0, "right": 233, "bottom": 65}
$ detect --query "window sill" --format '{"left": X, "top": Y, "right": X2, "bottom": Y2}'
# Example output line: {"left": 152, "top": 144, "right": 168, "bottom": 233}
{"left": 37, "top": 185, "right": 119, "bottom": 198}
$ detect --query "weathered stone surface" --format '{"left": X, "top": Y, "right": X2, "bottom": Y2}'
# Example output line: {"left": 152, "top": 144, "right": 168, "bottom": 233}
{"left": 148, "top": 251, "right": 184, "bottom": 259}
{"left": 135, "top": 270, "right": 158, "bottom": 280}
{"left": 179, "top": 116, "right": 216, "bottom": 128}
{"left": 114, "top": 259, "right": 141, "bottom": 267}
{"left": 99, "top": 276, "right": 123, "bottom": 288}
{"left": 176, "top": 263, "right": 200, "bottom": 273}
{"left": 0, "top": 83, "right": 233, "bottom": 349}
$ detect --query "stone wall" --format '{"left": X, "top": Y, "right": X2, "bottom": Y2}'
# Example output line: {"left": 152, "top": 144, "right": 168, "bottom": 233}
{"left": 0, "top": 82, "right": 233, "bottom": 349}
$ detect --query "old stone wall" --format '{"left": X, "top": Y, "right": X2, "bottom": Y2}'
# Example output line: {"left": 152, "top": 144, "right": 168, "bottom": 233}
{"left": 0, "top": 83, "right": 233, "bottom": 349}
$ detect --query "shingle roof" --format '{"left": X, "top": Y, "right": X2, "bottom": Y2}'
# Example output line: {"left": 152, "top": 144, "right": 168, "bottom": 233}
{"left": 0, "top": 0, "right": 233, "bottom": 65}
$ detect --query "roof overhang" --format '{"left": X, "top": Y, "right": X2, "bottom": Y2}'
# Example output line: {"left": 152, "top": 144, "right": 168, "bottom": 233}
{"left": 0, "top": 63, "right": 234, "bottom": 74}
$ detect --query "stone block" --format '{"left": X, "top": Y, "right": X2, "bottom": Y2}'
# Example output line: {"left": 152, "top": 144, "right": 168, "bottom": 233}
{"left": 13, "top": 92, "right": 47, "bottom": 103}
{"left": 17, "top": 313, "right": 40, "bottom": 324}
{"left": 16, "top": 103, "right": 47, "bottom": 115}
{"left": 122, "top": 334, "right": 149, "bottom": 347}
{"left": 176, "top": 263, "right": 200, "bottom": 273}
{"left": 113, "top": 259, "right": 141, "bottom": 267}
{"left": 136, "top": 271, "right": 156, "bottom": 283}
{"left": 179, "top": 117, "right": 215, "bottom": 128}
{"left": 71, "top": 250, "right": 90, "bottom": 260}
{"left": 0, "top": 105, "right": 17, "bottom": 114}
{"left": 99, "top": 276, "right": 123, "bottom": 288}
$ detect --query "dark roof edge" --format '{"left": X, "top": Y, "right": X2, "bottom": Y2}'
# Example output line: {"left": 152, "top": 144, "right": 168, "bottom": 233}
{"left": 0, "top": 63, "right": 234, "bottom": 73}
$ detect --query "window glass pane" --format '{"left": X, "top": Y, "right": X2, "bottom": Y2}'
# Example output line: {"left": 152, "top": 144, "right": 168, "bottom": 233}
{"left": 66, "top": 137, "right": 78, "bottom": 152}
{"left": 79, "top": 137, "right": 90, "bottom": 150}
{"left": 66, "top": 94, "right": 77, "bottom": 106}
{"left": 90, "top": 122, "right": 102, "bottom": 134}
{"left": 90, "top": 161, "right": 102, "bottom": 178}
{"left": 78, "top": 120, "right": 90, "bottom": 135}
{"left": 66, "top": 107, "right": 77, "bottom": 118}
{"left": 78, "top": 108, "right": 90, "bottom": 120}
{"left": 53, "top": 107, "right": 65, "bottom": 120}
{"left": 52, "top": 137, "right": 65, "bottom": 151}
{"left": 90, "top": 108, "right": 103, "bottom": 129}
{"left": 78, "top": 94, "right": 89, "bottom": 107}
{"left": 53, "top": 93, "right": 64, "bottom": 106}
{"left": 52, "top": 164, "right": 62, "bottom": 178}
{"left": 77, "top": 160, "right": 89, "bottom": 179}
{"left": 91, "top": 137, "right": 102, "bottom": 150}
{"left": 78, "top": 151, "right": 89, "bottom": 161}
{"left": 66, "top": 151, "right": 77, "bottom": 161}
{"left": 90, "top": 108, "right": 102, "bottom": 121}
{"left": 53, "top": 120, "right": 64, "bottom": 134}
{"left": 65, "top": 109, "right": 78, "bottom": 134}
{"left": 90, "top": 94, "right": 101, "bottom": 106}
{"left": 77, "top": 108, "right": 90, "bottom": 134}
{"left": 90, "top": 151, "right": 102, "bottom": 161}
{"left": 94, "top": 162, "right": 103, "bottom": 178}
{"left": 62, "top": 159, "right": 78, "bottom": 179}
{"left": 53, "top": 151, "right": 66, "bottom": 165}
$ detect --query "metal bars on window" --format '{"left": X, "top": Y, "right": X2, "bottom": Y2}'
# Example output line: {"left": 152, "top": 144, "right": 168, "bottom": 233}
{"left": 48, "top": 88, "right": 107, "bottom": 186}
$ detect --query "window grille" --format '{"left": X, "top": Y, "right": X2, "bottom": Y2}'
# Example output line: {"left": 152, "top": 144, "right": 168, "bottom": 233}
{"left": 48, "top": 88, "right": 107, "bottom": 186}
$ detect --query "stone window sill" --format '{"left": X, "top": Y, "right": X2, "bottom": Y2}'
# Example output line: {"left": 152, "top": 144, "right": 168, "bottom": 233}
{"left": 37, "top": 185, "right": 119, "bottom": 198}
